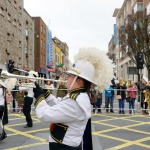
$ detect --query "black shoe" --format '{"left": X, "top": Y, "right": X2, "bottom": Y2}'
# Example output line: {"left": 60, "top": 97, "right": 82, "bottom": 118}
{"left": 0, "top": 131, "right": 7, "bottom": 141}
{"left": 119, "top": 110, "right": 121, "bottom": 114}
{"left": 23, "top": 125, "right": 32, "bottom": 128}
{"left": 122, "top": 111, "right": 125, "bottom": 114}
{"left": 110, "top": 109, "right": 114, "bottom": 113}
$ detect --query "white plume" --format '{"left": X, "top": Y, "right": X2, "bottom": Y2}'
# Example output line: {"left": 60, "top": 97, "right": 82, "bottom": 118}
{"left": 74, "top": 47, "right": 114, "bottom": 92}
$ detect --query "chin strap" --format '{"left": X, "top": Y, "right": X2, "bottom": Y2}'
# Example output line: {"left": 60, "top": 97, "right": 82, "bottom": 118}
{"left": 68, "top": 76, "right": 78, "bottom": 91}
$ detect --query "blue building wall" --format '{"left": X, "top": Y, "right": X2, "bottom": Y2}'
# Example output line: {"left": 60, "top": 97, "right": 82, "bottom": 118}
{"left": 114, "top": 24, "right": 117, "bottom": 45}
{"left": 46, "top": 28, "right": 53, "bottom": 78}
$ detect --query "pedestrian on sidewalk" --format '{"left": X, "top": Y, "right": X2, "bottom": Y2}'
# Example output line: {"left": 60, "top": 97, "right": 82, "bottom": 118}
{"left": 33, "top": 47, "right": 114, "bottom": 150}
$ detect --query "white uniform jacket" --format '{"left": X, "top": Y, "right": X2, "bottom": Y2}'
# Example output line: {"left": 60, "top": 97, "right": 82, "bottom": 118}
{"left": 0, "top": 88, "right": 5, "bottom": 106}
{"left": 35, "top": 88, "right": 92, "bottom": 147}
{"left": 19, "top": 85, "right": 34, "bottom": 98}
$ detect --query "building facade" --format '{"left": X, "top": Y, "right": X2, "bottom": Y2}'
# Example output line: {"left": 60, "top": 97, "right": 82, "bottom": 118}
{"left": 52, "top": 37, "right": 69, "bottom": 77}
{"left": 23, "top": 9, "right": 34, "bottom": 71}
{"left": 110, "top": 0, "right": 150, "bottom": 81}
{"left": 0, "top": 0, "right": 34, "bottom": 73}
{"left": 46, "top": 27, "right": 54, "bottom": 78}
{"left": 32, "top": 17, "right": 47, "bottom": 75}
{"left": 0, "top": 0, "right": 23, "bottom": 70}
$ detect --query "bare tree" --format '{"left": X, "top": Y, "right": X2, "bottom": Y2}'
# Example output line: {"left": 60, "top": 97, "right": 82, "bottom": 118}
{"left": 121, "top": 12, "right": 150, "bottom": 80}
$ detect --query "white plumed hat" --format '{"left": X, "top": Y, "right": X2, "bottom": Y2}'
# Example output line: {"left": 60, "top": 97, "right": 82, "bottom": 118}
{"left": 66, "top": 47, "right": 114, "bottom": 92}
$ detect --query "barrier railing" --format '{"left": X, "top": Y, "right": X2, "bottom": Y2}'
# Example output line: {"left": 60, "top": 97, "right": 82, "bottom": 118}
{"left": 92, "top": 88, "right": 150, "bottom": 115}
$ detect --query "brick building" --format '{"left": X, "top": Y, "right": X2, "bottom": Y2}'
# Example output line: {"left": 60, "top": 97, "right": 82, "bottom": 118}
{"left": 0, "top": 0, "right": 34, "bottom": 73}
{"left": 32, "top": 17, "right": 47, "bottom": 75}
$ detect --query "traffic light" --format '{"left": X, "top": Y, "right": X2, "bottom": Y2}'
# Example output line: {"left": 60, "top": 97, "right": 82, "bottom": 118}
{"left": 7, "top": 59, "right": 14, "bottom": 73}
{"left": 136, "top": 52, "right": 144, "bottom": 69}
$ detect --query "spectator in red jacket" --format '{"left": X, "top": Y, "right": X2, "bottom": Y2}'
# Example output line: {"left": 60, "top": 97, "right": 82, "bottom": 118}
{"left": 127, "top": 81, "right": 138, "bottom": 114}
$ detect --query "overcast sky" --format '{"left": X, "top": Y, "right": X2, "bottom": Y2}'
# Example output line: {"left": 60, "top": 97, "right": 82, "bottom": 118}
{"left": 24, "top": 0, "right": 124, "bottom": 62}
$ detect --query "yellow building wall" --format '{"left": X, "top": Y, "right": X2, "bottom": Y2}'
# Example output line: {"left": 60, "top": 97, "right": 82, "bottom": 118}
{"left": 55, "top": 47, "right": 62, "bottom": 64}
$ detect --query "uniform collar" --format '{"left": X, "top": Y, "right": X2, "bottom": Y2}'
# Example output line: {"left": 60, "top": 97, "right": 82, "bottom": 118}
{"left": 69, "top": 88, "right": 86, "bottom": 94}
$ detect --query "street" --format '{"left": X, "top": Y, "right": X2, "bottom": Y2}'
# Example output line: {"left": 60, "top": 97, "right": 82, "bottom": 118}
{"left": 0, "top": 110, "right": 150, "bottom": 150}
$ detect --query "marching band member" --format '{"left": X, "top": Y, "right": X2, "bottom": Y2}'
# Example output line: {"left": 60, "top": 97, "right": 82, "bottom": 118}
{"left": 0, "top": 78, "right": 17, "bottom": 141}
{"left": 19, "top": 71, "right": 38, "bottom": 128}
{"left": 33, "top": 47, "right": 114, "bottom": 150}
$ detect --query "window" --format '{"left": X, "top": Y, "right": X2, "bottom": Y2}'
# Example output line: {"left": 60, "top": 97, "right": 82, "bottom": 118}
{"left": 19, "top": 41, "right": 21, "bottom": 48}
{"left": 19, "top": 23, "right": 22, "bottom": 31}
{"left": 14, "top": 0, "right": 17, "bottom": 9}
{"left": 7, "top": 33, "right": 11, "bottom": 42}
{"left": 0, "top": 7, "right": 4, "bottom": 17}
{"left": 19, "top": 6, "right": 22, "bottom": 14}
{"left": 147, "top": 3, "right": 150, "bottom": 15}
{"left": 25, "top": 47, "right": 28, "bottom": 54}
{"left": 13, "top": 19, "right": 17, "bottom": 27}
{"left": 26, "top": 20, "right": 28, "bottom": 25}
{"left": 133, "top": 2, "right": 143, "bottom": 14}
{"left": 7, "top": 13, "right": 11, "bottom": 22}
{"left": 147, "top": 23, "right": 150, "bottom": 34}
{"left": 25, "top": 29, "right": 28, "bottom": 37}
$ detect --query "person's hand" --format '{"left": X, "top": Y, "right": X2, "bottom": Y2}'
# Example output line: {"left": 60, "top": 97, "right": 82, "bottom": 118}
{"left": 33, "top": 82, "right": 44, "bottom": 98}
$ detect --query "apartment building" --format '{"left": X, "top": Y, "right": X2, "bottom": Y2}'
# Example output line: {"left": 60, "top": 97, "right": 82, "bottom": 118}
{"left": 0, "top": 0, "right": 23, "bottom": 71}
{"left": 32, "top": 17, "right": 47, "bottom": 75}
{"left": 0, "top": 0, "right": 34, "bottom": 73}
{"left": 111, "top": 0, "right": 150, "bottom": 81}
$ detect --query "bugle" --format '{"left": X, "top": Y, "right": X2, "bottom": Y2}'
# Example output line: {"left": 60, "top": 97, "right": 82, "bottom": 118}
{"left": 18, "top": 82, "right": 68, "bottom": 90}
{"left": 1, "top": 70, "right": 67, "bottom": 83}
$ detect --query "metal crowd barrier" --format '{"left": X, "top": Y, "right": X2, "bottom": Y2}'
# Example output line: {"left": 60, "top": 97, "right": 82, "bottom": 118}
{"left": 91, "top": 88, "right": 149, "bottom": 115}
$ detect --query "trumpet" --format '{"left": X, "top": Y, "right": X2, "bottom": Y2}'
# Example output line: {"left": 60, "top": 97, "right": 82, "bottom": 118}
{"left": 18, "top": 82, "right": 68, "bottom": 90}
{"left": 1, "top": 69, "right": 67, "bottom": 83}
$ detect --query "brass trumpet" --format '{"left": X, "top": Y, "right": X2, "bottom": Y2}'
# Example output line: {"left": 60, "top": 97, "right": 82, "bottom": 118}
{"left": 1, "top": 69, "right": 67, "bottom": 83}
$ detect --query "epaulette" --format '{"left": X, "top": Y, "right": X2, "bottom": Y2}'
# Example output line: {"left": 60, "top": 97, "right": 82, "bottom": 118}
{"left": 70, "top": 93, "right": 80, "bottom": 100}
{"left": 44, "top": 90, "right": 51, "bottom": 98}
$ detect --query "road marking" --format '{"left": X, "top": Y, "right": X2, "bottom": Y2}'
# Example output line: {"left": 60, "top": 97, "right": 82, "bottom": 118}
{"left": 5, "top": 126, "right": 47, "bottom": 142}
{"left": 4, "top": 142, "right": 48, "bottom": 150}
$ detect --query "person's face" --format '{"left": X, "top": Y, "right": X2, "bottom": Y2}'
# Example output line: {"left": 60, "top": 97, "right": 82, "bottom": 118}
{"left": 66, "top": 74, "right": 76, "bottom": 89}
{"left": 47, "top": 81, "right": 51, "bottom": 85}
{"left": 130, "top": 81, "right": 134, "bottom": 86}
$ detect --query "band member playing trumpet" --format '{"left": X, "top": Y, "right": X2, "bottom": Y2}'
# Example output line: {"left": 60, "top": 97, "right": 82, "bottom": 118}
{"left": 33, "top": 47, "right": 114, "bottom": 150}
{"left": 19, "top": 71, "right": 38, "bottom": 128}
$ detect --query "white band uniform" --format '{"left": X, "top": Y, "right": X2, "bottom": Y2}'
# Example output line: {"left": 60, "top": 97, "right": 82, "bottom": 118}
{"left": 35, "top": 89, "right": 91, "bottom": 147}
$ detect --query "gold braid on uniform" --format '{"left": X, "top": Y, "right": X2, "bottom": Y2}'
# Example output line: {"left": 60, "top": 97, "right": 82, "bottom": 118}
{"left": 69, "top": 88, "right": 86, "bottom": 100}
{"left": 44, "top": 90, "right": 51, "bottom": 98}
{"left": 34, "top": 95, "right": 45, "bottom": 108}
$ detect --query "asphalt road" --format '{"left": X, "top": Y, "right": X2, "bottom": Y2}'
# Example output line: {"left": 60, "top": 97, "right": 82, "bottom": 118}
{"left": 0, "top": 110, "right": 150, "bottom": 150}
